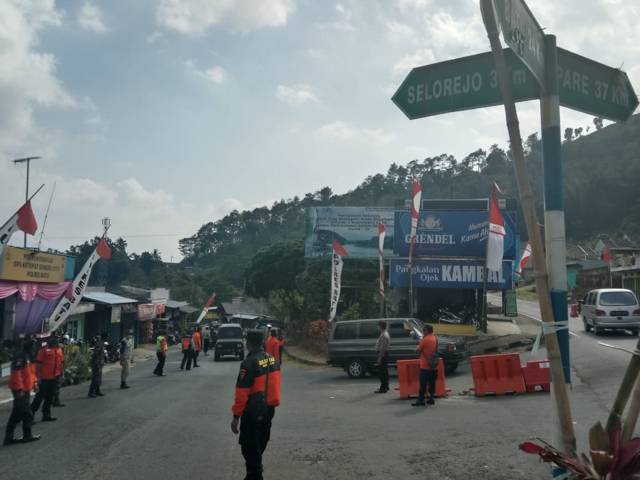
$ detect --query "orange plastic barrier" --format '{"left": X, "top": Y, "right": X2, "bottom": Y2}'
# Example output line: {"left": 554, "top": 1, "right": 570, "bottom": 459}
{"left": 470, "top": 353, "right": 526, "bottom": 396}
{"left": 396, "top": 358, "right": 448, "bottom": 399}
{"left": 570, "top": 303, "right": 579, "bottom": 318}
{"left": 522, "top": 360, "right": 551, "bottom": 393}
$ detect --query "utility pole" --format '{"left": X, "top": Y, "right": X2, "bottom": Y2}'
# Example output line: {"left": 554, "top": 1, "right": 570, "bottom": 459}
{"left": 13, "top": 156, "right": 41, "bottom": 248}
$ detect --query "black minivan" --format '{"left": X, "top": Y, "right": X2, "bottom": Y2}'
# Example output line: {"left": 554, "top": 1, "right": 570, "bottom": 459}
{"left": 327, "top": 318, "right": 467, "bottom": 378}
{"left": 214, "top": 323, "right": 245, "bottom": 361}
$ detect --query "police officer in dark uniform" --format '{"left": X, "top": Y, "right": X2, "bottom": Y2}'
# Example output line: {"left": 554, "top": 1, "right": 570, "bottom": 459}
{"left": 88, "top": 337, "right": 105, "bottom": 398}
{"left": 4, "top": 340, "right": 40, "bottom": 445}
{"left": 231, "top": 330, "right": 281, "bottom": 480}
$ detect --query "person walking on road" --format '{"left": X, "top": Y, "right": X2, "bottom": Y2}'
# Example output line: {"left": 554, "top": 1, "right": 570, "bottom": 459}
{"left": 374, "top": 321, "right": 390, "bottom": 393}
{"left": 192, "top": 327, "right": 202, "bottom": 367}
{"left": 88, "top": 337, "right": 106, "bottom": 398}
{"left": 203, "top": 325, "right": 211, "bottom": 356}
{"left": 4, "top": 340, "right": 40, "bottom": 446}
{"left": 52, "top": 336, "right": 65, "bottom": 408}
{"left": 119, "top": 331, "right": 134, "bottom": 389}
{"left": 412, "top": 324, "right": 439, "bottom": 407}
{"left": 231, "top": 330, "right": 281, "bottom": 480}
{"left": 153, "top": 334, "right": 167, "bottom": 376}
{"left": 30, "top": 339, "right": 60, "bottom": 421}
{"left": 180, "top": 333, "right": 194, "bottom": 371}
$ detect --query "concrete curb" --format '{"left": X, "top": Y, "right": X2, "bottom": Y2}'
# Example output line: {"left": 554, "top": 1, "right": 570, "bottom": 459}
{"left": 283, "top": 346, "right": 327, "bottom": 367}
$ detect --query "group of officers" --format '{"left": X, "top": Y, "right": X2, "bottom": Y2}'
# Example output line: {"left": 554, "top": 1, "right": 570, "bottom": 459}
{"left": 3, "top": 331, "right": 135, "bottom": 446}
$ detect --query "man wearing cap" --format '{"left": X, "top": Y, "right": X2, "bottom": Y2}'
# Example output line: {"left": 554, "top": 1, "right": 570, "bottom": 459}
{"left": 52, "top": 335, "right": 65, "bottom": 407}
{"left": 153, "top": 334, "right": 167, "bottom": 376}
{"left": 192, "top": 327, "right": 202, "bottom": 367}
{"left": 30, "top": 337, "right": 60, "bottom": 421}
{"left": 231, "top": 330, "right": 281, "bottom": 480}
{"left": 119, "top": 331, "right": 134, "bottom": 389}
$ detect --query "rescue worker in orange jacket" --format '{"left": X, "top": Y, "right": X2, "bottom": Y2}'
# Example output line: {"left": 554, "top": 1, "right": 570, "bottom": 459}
{"left": 180, "top": 333, "right": 194, "bottom": 371}
{"left": 4, "top": 340, "right": 40, "bottom": 446}
{"left": 192, "top": 327, "right": 202, "bottom": 368}
{"left": 52, "top": 336, "right": 65, "bottom": 407}
{"left": 30, "top": 338, "right": 61, "bottom": 421}
{"left": 231, "top": 330, "right": 281, "bottom": 480}
{"left": 264, "top": 329, "right": 282, "bottom": 365}
{"left": 412, "top": 324, "right": 438, "bottom": 407}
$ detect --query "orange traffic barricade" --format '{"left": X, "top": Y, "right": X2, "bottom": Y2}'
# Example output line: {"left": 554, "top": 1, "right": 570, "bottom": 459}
{"left": 470, "top": 353, "right": 526, "bottom": 396}
{"left": 396, "top": 358, "right": 448, "bottom": 399}
{"left": 570, "top": 303, "right": 579, "bottom": 318}
{"left": 522, "top": 359, "right": 551, "bottom": 393}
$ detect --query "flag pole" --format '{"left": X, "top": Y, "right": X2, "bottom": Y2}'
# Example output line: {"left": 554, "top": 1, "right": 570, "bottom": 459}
{"left": 481, "top": 200, "right": 490, "bottom": 333}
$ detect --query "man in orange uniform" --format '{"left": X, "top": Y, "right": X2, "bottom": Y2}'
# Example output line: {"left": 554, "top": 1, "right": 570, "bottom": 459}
{"left": 264, "top": 329, "right": 281, "bottom": 365}
{"left": 413, "top": 324, "right": 438, "bottom": 407}
{"left": 52, "top": 336, "right": 65, "bottom": 407}
{"left": 4, "top": 341, "right": 40, "bottom": 445}
{"left": 30, "top": 338, "right": 61, "bottom": 421}
{"left": 231, "top": 330, "right": 281, "bottom": 480}
{"left": 180, "top": 333, "right": 194, "bottom": 371}
{"left": 192, "top": 327, "right": 202, "bottom": 368}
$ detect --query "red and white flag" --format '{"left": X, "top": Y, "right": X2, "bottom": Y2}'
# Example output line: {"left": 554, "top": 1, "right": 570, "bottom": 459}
{"left": 329, "top": 240, "right": 348, "bottom": 322}
{"left": 0, "top": 200, "right": 38, "bottom": 257}
{"left": 45, "top": 235, "right": 112, "bottom": 334}
{"left": 196, "top": 292, "right": 217, "bottom": 324}
{"left": 409, "top": 178, "right": 422, "bottom": 261}
{"left": 378, "top": 222, "right": 386, "bottom": 297}
{"left": 515, "top": 242, "right": 532, "bottom": 278}
{"left": 486, "top": 183, "right": 505, "bottom": 272}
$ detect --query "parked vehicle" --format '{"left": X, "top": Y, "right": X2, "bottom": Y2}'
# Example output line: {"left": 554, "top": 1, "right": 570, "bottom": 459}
{"left": 104, "top": 341, "right": 120, "bottom": 363}
{"left": 581, "top": 288, "right": 640, "bottom": 335}
{"left": 327, "top": 318, "right": 467, "bottom": 378}
{"left": 214, "top": 323, "right": 245, "bottom": 361}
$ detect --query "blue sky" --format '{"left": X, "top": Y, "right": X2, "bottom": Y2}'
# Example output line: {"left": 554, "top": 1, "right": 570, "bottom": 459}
{"left": 1, "top": 0, "right": 639, "bottom": 259}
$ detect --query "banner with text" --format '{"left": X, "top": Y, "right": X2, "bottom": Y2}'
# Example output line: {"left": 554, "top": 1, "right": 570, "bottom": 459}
{"left": 305, "top": 207, "right": 395, "bottom": 258}
{"left": 393, "top": 210, "right": 516, "bottom": 258}
{"left": 389, "top": 259, "right": 513, "bottom": 290}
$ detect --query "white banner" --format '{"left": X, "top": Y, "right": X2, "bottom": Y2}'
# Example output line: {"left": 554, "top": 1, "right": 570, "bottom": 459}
{"left": 329, "top": 252, "right": 343, "bottom": 322}
{"left": 378, "top": 223, "right": 385, "bottom": 297}
{"left": 0, "top": 212, "right": 19, "bottom": 259}
{"left": 45, "top": 249, "right": 100, "bottom": 334}
{"left": 196, "top": 292, "right": 216, "bottom": 324}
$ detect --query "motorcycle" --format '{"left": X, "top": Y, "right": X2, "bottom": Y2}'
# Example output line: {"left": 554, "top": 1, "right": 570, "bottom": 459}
{"left": 103, "top": 342, "right": 121, "bottom": 363}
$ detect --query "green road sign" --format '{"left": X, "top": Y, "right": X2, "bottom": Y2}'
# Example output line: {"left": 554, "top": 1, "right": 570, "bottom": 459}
{"left": 492, "top": 0, "right": 545, "bottom": 88}
{"left": 391, "top": 49, "right": 539, "bottom": 119}
{"left": 392, "top": 47, "right": 638, "bottom": 122}
{"left": 557, "top": 48, "right": 639, "bottom": 122}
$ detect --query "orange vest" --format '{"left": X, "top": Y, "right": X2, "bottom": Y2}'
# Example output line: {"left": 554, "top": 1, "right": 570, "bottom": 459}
{"left": 36, "top": 347, "right": 60, "bottom": 380}
{"left": 417, "top": 334, "right": 438, "bottom": 370}
{"left": 9, "top": 356, "right": 35, "bottom": 392}
{"left": 54, "top": 347, "right": 64, "bottom": 377}
{"left": 182, "top": 337, "right": 191, "bottom": 350}
{"left": 193, "top": 332, "right": 202, "bottom": 351}
{"left": 265, "top": 337, "right": 281, "bottom": 363}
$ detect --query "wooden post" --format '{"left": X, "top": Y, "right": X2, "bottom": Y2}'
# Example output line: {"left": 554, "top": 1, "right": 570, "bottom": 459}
{"left": 480, "top": 0, "right": 576, "bottom": 456}
{"left": 607, "top": 337, "right": 640, "bottom": 433}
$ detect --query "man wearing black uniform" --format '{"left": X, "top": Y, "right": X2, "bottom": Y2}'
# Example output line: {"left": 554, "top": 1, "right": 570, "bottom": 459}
{"left": 231, "top": 330, "right": 281, "bottom": 480}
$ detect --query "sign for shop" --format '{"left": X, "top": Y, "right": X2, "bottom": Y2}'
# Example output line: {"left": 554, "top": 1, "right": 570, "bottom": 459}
{"left": 389, "top": 259, "right": 513, "bottom": 290}
{"left": 393, "top": 210, "right": 516, "bottom": 258}
{"left": 0, "top": 246, "right": 66, "bottom": 283}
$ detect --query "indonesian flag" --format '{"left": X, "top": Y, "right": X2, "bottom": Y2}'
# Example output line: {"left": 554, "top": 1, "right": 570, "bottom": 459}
{"left": 44, "top": 235, "right": 112, "bottom": 334}
{"left": 329, "top": 240, "right": 348, "bottom": 322}
{"left": 0, "top": 200, "right": 38, "bottom": 257}
{"left": 196, "top": 292, "right": 217, "bottom": 324}
{"left": 515, "top": 242, "right": 532, "bottom": 278}
{"left": 378, "top": 222, "right": 386, "bottom": 297}
{"left": 601, "top": 246, "right": 613, "bottom": 265}
{"left": 409, "top": 178, "right": 422, "bottom": 261}
{"left": 486, "top": 183, "right": 505, "bottom": 272}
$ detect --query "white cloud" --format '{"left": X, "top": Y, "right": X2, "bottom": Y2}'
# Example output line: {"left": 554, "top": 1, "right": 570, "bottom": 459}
{"left": 276, "top": 84, "right": 319, "bottom": 106}
{"left": 77, "top": 2, "right": 107, "bottom": 33}
{"left": 317, "top": 121, "right": 396, "bottom": 146}
{"left": 392, "top": 48, "right": 435, "bottom": 79}
{"left": 395, "top": 0, "right": 432, "bottom": 10}
{"left": 185, "top": 60, "right": 226, "bottom": 85}
{"left": 318, "top": 3, "right": 355, "bottom": 32}
{"left": 146, "top": 31, "right": 163, "bottom": 44}
{"left": 0, "top": 0, "right": 78, "bottom": 157}
{"left": 156, "top": 0, "right": 296, "bottom": 35}
{"left": 385, "top": 20, "right": 415, "bottom": 43}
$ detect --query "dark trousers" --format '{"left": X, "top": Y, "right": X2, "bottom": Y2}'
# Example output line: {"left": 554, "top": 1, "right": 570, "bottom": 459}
{"left": 88, "top": 368, "right": 103, "bottom": 395}
{"left": 203, "top": 339, "right": 210, "bottom": 354}
{"left": 180, "top": 350, "right": 193, "bottom": 370}
{"left": 193, "top": 351, "right": 200, "bottom": 367}
{"left": 418, "top": 369, "right": 438, "bottom": 402}
{"left": 31, "top": 379, "right": 55, "bottom": 419}
{"left": 53, "top": 376, "right": 62, "bottom": 405}
{"left": 378, "top": 356, "right": 389, "bottom": 391}
{"left": 153, "top": 353, "right": 166, "bottom": 375}
{"left": 239, "top": 408, "right": 275, "bottom": 480}
{"left": 5, "top": 392, "right": 33, "bottom": 440}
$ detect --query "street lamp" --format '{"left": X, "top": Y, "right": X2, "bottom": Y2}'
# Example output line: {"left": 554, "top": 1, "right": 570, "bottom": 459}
{"left": 102, "top": 217, "right": 111, "bottom": 232}
{"left": 13, "top": 156, "right": 41, "bottom": 247}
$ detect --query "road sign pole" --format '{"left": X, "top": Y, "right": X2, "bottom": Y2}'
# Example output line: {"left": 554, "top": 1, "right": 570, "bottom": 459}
{"left": 480, "top": 0, "right": 576, "bottom": 457}
{"left": 541, "top": 35, "right": 571, "bottom": 385}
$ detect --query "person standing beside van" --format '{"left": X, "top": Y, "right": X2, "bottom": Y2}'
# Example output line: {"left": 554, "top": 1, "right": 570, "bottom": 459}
{"left": 413, "top": 324, "right": 438, "bottom": 407}
{"left": 374, "top": 321, "right": 390, "bottom": 394}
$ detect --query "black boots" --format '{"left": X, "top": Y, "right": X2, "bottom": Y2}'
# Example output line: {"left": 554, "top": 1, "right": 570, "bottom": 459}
{"left": 120, "top": 382, "right": 130, "bottom": 389}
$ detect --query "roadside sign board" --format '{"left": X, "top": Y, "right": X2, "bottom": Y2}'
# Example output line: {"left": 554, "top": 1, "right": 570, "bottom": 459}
{"left": 492, "top": 0, "right": 545, "bottom": 88}
{"left": 392, "top": 48, "right": 539, "bottom": 119}
{"left": 557, "top": 48, "right": 639, "bottom": 122}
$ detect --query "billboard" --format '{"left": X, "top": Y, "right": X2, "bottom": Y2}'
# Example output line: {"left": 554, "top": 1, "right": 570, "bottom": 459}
{"left": 393, "top": 210, "right": 517, "bottom": 259}
{"left": 305, "top": 207, "right": 395, "bottom": 258}
{"left": 0, "top": 246, "right": 67, "bottom": 283}
{"left": 389, "top": 259, "right": 513, "bottom": 290}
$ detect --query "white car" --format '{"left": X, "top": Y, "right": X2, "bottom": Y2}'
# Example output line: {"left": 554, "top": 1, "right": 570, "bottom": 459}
{"left": 581, "top": 288, "right": 640, "bottom": 335}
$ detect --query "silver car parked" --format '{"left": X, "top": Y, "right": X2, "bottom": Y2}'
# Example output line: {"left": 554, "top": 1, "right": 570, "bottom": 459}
{"left": 581, "top": 288, "right": 640, "bottom": 335}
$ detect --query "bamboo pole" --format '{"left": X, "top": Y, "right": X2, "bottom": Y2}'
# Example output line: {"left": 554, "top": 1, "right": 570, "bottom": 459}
{"left": 607, "top": 337, "right": 640, "bottom": 433}
{"left": 622, "top": 372, "right": 640, "bottom": 443}
{"left": 480, "top": 0, "right": 576, "bottom": 456}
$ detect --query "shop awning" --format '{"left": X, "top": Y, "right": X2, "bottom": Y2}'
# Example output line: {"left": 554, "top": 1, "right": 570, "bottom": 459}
{"left": 166, "top": 300, "right": 189, "bottom": 309}
{"left": 83, "top": 292, "right": 138, "bottom": 305}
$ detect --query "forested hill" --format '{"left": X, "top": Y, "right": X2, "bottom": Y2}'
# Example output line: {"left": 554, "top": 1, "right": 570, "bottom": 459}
{"left": 179, "top": 113, "right": 640, "bottom": 289}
